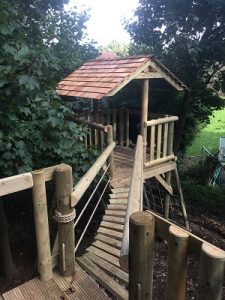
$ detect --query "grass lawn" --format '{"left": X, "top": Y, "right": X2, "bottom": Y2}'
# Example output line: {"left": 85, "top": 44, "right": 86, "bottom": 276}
{"left": 187, "top": 109, "right": 225, "bottom": 156}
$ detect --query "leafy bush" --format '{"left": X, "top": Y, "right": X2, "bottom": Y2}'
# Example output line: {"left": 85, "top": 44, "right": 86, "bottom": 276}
{"left": 182, "top": 180, "right": 225, "bottom": 208}
{"left": 0, "top": 94, "right": 99, "bottom": 179}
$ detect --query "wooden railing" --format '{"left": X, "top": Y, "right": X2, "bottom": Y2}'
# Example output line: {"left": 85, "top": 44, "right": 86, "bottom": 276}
{"left": 0, "top": 164, "right": 67, "bottom": 281}
{"left": 129, "top": 210, "right": 225, "bottom": 300}
{"left": 120, "top": 135, "right": 144, "bottom": 271}
{"left": 78, "top": 108, "right": 130, "bottom": 147}
{"left": 145, "top": 116, "right": 178, "bottom": 166}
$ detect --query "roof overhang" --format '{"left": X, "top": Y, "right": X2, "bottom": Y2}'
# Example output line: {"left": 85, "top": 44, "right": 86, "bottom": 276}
{"left": 56, "top": 54, "right": 190, "bottom": 100}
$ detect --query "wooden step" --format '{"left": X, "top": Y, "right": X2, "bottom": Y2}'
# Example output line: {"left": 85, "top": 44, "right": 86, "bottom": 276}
{"left": 110, "top": 193, "right": 128, "bottom": 199}
{"left": 111, "top": 187, "right": 129, "bottom": 194}
{"left": 107, "top": 204, "right": 127, "bottom": 210}
{"left": 101, "top": 221, "right": 124, "bottom": 232}
{"left": 109, "top": 199, "right": 128, "bottom": 205}
{"left": 92, "top": 240, "right": 120, "bottom": 257}
{"left": 86, "top": 246, "right": 120, "bottom": 267}
{"left": 77, "top": 256, "right": 128, "bottom": 300}
{"left": 103, "top": 215, "right": 125, "bottom": 224}
{"left": 95, "top": 233, "right": 122, "bottom": 249}
{"left": 98, "top": 227, "right": 123, "bottom": 240}
{"left": 85, "top": 252, "right": 128, "bottom": 285}
{"left": 105, "top": 210, "right": 126, "bottom": 217}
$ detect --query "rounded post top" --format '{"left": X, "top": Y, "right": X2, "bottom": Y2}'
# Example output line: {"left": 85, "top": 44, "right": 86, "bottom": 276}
{"left": 201, "top": 242, "right": 225, "bottom": 259}
{"left": 130, "top": 211, "right": 154, "bottom": 226}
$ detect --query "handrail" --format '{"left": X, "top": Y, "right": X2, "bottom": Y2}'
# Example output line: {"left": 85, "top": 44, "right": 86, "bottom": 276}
{"left": 120, "top": 135, "right": 144, "bottom": 271}
{"left": 0, "top": 163, "right": 66, "bottom": 197}
{"left": 71, "top": 141, "right": 116, "bottom": 207}
{"left": 73, "top": 118, "right": 107, "bottom": 132}
{"left": 145, "top": 116, "right": 178, "bottom": 126}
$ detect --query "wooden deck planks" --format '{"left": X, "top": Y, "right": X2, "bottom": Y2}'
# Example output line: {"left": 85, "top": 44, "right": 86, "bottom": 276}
{"left": 2, "top": 265, "right": 109, "bottom": 300}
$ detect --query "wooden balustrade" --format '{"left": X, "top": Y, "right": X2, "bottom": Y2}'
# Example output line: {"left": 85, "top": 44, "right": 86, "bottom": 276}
{"left": 145, "top": 116, "right": 178, "bottom": 166}
{"left": 77, "top": 108, "right": 130, "bottom": 147}
{"left": 129, "top": 210, "right": 225, "bottom": 300}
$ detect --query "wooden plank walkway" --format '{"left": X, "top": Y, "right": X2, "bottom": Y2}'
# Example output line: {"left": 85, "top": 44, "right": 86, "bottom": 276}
{"left": 1, "top": 264, "right": 109, "bottom": 300}
{"left": 76, "top": 146, "right": 135, "bottom": 299}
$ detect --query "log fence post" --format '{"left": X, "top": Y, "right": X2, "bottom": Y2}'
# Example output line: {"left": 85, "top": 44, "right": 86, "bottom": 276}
{"left": 54, "top": 165, "right": 75, "bottom": 277}
{"left": 197, "top": 243, "right": 225, "bottom": 300}
{"left": 32, "top": 170, "right": 52, "bottom": 281}
{"left": 166, "top": 225, "right": 189, "bottom": 300}
{"left": 129, "top": 211, "right": 155, "bottom": 300}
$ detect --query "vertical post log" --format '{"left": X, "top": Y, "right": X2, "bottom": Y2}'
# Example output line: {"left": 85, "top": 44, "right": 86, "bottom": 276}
{"left": 119, "top": 109, "right": 124, "bottom": 146}
{"left": 107, "top": 125, "right": 114, "bottom": 179}
{"left": 174, "top": 167, "right": 189, "bottom": 229}
{"left": 55, "top": 165, "right": 75, "bottom": 277}
{"left": 126, "top": 109, "right": 130, "bottom": 147}
{"left": 197, "top": 243, "right": 225, "bottom": 300}
{"left": 112, "top": 109, "right": 117, "bottom": 143}
{"left": 129, "top": 211, "right": 155, "bottom": 300}
{"left": 93, "top": 99, "right": 99, "bottom": 146}
{"left": 32, "top": 170, "right": 52, "bottom": 281}
{"left": 164, "top": 171, "right": 171, "bottom": 220}
{"left": 166, "top": 225, "right": 189, "bottom": 300}
{"left": 140, "top": 79, "right": 149, "bottom": 162}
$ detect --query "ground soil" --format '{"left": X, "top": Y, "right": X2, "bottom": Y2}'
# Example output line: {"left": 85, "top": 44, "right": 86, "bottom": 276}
{"left": 0, "top": 190, "right": 224, "bottom": 299}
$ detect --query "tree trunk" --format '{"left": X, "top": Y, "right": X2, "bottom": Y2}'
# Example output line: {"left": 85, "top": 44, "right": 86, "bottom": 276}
{"left": 0, "top": 198, "right": 18, "bottom": 279}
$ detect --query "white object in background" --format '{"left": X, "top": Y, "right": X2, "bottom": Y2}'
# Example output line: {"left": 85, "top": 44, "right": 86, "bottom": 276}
{"left": 218, "top": 137, "right": 225, "bottom": 162}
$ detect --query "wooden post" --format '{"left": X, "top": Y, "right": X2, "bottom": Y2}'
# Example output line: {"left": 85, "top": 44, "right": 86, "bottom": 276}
{"left": 119, "top": 109, "right": 124, "bottom": 146}
{"left": 32, "top": 170, "right": 52, "bottom": 281}
{"left": 166, "top": 225, "right": 189, "bottom": 300}
{"left": 55, "top": 165, "right": 75, "bottom": 277}
{"left": 197, "top": 243, "right": 225, "bottom": 300}
{"left": 164, "top": 171, "right": 171, "bottom": 220}
{"left": 107, "top": 125, "right": 114, "bottom": 179}
{"left": 125, "top": 109, "right": 130, "bottom": 147}
{"left": 129, "top": 211, "right": 155, "bottom": 300}
{"left": 112, "top": 109, "right": 117, "bottom": 143}
{"left": 93, "top": 99, "right": 99, "bottom": 146}
{"left": 174, "top": 167, "right": 189, "bottom": 229}
{"left": 140, "top": 79, "right": 149, "bottom": 162}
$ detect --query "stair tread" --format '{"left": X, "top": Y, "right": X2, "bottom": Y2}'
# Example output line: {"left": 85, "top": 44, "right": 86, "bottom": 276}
{"left": 110, "top": 193, "right": 129, "bottom": 199}
{"left": 85, "top": 252, "right": 128, "bottom": 285}
{"left": 111, "top": 187, "right": 129, "bottom": 194}
{"left": 98, "top": 227, "right": 123, "bottom": 240}
{"left": 92, "top": 240, "right": 120, "bottom": 257}
{"left": 107, "top": 204, "right": 127, "bottom": 210}
{"left": 109, "top": 199, "right": 128, "bottom": 205}
{"left": 95, "top": 233, "right": 122, "bottom": 249}
{"left": 105, "top": 210, "right": 126, "bottom": 217}
{"left": 101, "top": 221, "right": 124, "bottom": 232}
{"left": 86, "top": 246, "right": 120, "bottom": 267}
{"left": 103, "top": 215, "right": 125, "bottom": 224}
{"left": 77, "top": 256, "right": 128, "bottom": 300}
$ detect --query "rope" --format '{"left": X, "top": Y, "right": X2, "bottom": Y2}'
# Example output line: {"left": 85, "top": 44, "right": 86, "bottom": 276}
{"left": 53, "top": 209, "right": 76, "bottom": 223}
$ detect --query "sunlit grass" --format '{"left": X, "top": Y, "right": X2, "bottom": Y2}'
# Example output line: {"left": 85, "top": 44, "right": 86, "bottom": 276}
{"left": 187, "top": 109, "right": 225, "bottom": 156}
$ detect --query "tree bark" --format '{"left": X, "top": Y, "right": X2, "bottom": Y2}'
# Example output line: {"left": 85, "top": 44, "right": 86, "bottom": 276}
{"left": 0, "top": 198, "right": 18, "bottom": 279}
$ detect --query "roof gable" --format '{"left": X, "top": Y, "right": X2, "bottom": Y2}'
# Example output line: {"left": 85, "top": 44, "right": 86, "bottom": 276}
{"left": 56, "top": 54, "right": 190, "bottom": 99}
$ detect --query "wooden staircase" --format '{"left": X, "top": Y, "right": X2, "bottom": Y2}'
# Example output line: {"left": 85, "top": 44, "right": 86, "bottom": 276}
{"left": 77, "top": 186, "right": 129, "bottom": 300}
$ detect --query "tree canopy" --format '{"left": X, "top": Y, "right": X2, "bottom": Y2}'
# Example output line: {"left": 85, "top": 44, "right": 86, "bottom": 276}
{"left": 126, "top": 0, "right": 225, "bottom": 150}
{"left": 0, "top": 0, "right": 98, "bottom": 177}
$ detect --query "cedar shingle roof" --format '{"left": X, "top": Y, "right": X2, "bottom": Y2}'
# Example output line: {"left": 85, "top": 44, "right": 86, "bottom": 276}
{"left": 56, "top": 54, "right": 190, "bottom": 99}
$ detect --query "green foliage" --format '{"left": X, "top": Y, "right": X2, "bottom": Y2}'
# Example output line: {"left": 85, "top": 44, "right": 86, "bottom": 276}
{"left": 0, "top": 94, "right": 98, "bottom": 179}
{"left": 0, "top": 0, "right": 98, "bottom": 178}
{"left": 125, "top": 0, "right": 225, "bottom": 150}
{"left": 182, "top": 181, "right": 225, "bottom": 208}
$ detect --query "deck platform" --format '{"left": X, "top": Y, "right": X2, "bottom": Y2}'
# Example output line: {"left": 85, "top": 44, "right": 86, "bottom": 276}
{"left": 1, "top": 264, "right": 109, "bottom": 300}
